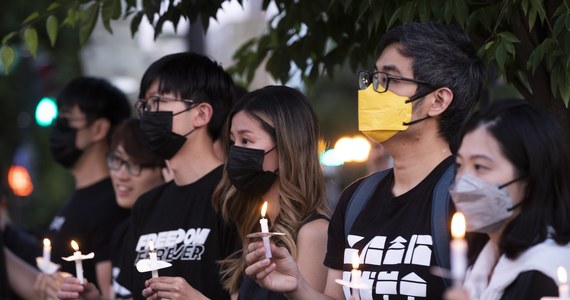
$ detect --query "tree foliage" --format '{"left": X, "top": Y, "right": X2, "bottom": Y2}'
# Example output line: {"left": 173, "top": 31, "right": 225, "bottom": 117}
{"left": 2, "top": 0, "right": 569, "bottom": 117}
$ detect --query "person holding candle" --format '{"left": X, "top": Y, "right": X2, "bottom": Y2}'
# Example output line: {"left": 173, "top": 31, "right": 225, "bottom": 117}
{"left": 244, "top": 22, "right": 485, "bottom": 300}
{"left": 56, "top": 118, "right": 167, "bottom": 299}
{"left": 444, "top": 99, "right": 570, "bottom": 300}
{"left": 112, "top": 52, "right": 240, "bottom": 300}
{"left": 214, "top": 85, "right": 330, "bottom": 299}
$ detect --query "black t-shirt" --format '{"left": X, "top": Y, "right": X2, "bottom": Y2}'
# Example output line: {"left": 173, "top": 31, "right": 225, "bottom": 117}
{"left": 325, "top": 157, "right": 454, "bottom": 299}
{"left": 111, "top": 219, "right": 132, "bottom": 299}
{"left": 46, "top": 178, "right": 130, "bottom": 287}
{"left": 117, "top": 165, "right": 240, "bottom": 300}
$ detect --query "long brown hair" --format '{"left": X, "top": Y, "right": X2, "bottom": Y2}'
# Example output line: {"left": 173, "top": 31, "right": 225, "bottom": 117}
{"left": 212, "top": 85, "right": 329, "bottom": 292}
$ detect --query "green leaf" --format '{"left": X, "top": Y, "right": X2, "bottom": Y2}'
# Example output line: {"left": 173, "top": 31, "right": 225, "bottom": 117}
{"left": 387, "top": 6, "right": 403, "bottom": 28}
{"left": 80, "top": 3, "right": 100, "bottom": 46}
{"left": 528, "top": 6, "right": 537, "bottom": 30}
{"left": 130, "top": 12, "right": 144, "bottom": 38}
{"left": 454, "top": 0, "right": 468, "bottom": 26}
{"left": 1, "top": 45, "right": 15, "bottom": 74}
{"left": 46, "top": 16, "right": 58, "bottom": 47}
{"left": 24, "top": 28, "right": 39, "bottom": 58}
{"left": 102, "top": 0, "right": 122, "bottom": 33}
{"left": 62, "top": 8, "right": 78, "bottom": 27}
{"left": 498, "top": 31, "right": 520, "bottom": 43}
{"left": 2, "top": 32, "right": 17, "bottom": 45}
{"left": 47, "top": 2, "right": 61, "bottom": 11}
{"left": 417, "top": 0, "right": 430, "bottom": 22}
{"left": 495, "top": 42, "right": 507, "bottom": 71}
{"left": 529, "top": 0, "right": 546, "bottom": 24}
{"left": 22, "top": 12, "right": 40, "bottom": 25}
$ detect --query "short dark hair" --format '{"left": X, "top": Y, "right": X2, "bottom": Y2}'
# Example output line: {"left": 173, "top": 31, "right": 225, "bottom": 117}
{"left": 110, "top": 118, "right": 165, "bottom": 168}
{"left": 460, "top": 98, "right": 570, "bottom": 259}
{"left": 138, "top": 52, "right": 237, "bottom": 141}
{"left": 57, "top": 76, "right": 131, "bottom": 132}
{"left": 378, "top": 22, "right": 486, "bottom": 151}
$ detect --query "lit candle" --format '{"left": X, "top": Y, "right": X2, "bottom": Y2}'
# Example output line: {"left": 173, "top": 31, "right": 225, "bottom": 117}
{"left": 559, "top": 266, "right": 569, "bottom": 300}
{"left": 260, "top": 201, "right": 272, "bottom": 259}
{"left": 149, "top": 241, "right": 159, "bottom": 278}
{"left": 71, "top": 240, "right": 84, "bottom": 284}
{"left": 42, "top": 238, "right": 51, "bottom": 262}
{"left": 351, "top": 252, "right": 362, "bottom": 300}
{"left": 450, "top": 212, "right": 467, "bottom": 287}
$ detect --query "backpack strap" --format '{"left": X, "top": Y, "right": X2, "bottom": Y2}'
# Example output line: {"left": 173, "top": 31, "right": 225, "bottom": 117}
{"left": 344, "top": 169, "right": 391, "bottom": 238}
{"left": 431, "top": 163, "right": 456, "bottom": 287}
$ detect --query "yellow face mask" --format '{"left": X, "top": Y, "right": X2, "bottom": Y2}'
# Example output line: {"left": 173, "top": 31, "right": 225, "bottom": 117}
{"left": 358, "top": 85, "right": 413, "bottom": 143}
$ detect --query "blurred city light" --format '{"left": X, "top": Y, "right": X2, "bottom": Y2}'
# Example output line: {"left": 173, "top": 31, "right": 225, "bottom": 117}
{"left": 35, "top": 97, "right": 58, "bottom": 126}
{"left": 333, "top": 135, "right": 371, "bottom": 163}
{"left": 320, "top": 149, "right": 344, "bottom": 167}
{"left": 8, "top": 165, "right": 33, "bottom": 197}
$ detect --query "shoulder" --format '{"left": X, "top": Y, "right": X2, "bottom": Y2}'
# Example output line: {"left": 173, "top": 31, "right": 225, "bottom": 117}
{"left": 298, "top": 217, "right": 329, "bottom": 242}
{"left": 502, "top": 271, "right": 558, "bottom": 299}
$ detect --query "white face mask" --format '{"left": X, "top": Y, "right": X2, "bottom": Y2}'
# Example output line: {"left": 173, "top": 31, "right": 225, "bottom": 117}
{"left": 450, "top": 173, "right": 521, "bottom": 233}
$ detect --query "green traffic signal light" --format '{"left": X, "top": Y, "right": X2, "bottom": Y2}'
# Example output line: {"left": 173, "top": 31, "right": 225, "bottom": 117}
{"left": 35, "top": 97, "right": 58, "bottom": 126}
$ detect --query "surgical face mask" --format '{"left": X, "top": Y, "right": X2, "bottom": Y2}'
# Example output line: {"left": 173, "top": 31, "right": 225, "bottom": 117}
{"left": 139, "top": 109, "right": 194, "bottom": 160}
{"left": 357, "top": 85, "right": 428, "bottom": 143}
{"left": 226, "top": 145, "right": 278, "bottom": 198}
{"left": 450, "top": 173, "right": 521, "bottom": 233}
{"left": 49, "top": 118, "right": 84, "bottom": 168}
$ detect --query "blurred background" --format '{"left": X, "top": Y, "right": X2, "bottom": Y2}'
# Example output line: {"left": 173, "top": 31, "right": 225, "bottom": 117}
{"left": 0, "top": 0, "right": 520, "bottom": 236}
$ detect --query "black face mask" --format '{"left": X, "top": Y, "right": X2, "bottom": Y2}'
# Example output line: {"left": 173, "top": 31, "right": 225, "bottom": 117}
{"left": 139, "top": 110, "right": 194, "bottom": 160}
{"left": 227, "top": 145, "right": 278, "bottom": 198}
{"left": 49, "top": 118, "right": 83, "bottom": 168}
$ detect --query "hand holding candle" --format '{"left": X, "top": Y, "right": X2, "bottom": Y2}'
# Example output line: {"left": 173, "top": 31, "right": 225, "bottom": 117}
{"left": 61, "top": 240, "right": 94, "bottom": 284}
{"left": 260, "top": 201, "right": 272, "bottom": 259}
{"left": 451, "top": 212, "right": 468, "bottom": 287}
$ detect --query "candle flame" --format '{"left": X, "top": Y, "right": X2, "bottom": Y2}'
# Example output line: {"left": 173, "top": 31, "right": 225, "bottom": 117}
{"left": 71, "top": 240, "right": 79, "bottom": 251}
{"left": 351, "top": 252, "right": 360, "bottom": 269}
{"left": 261, "top": 201, "right": 268, "bottom": 218}
{"left": 451, "top": 212, "right": 466, "bottom": 239}
{"left": 43, "top": 238, "right": 51, "bottom": 247}
{"left": 559, "top": 266, "right": 568, "bottom": 284}
{"left": 149, "top": 240, "right": 155, "bottom": 252}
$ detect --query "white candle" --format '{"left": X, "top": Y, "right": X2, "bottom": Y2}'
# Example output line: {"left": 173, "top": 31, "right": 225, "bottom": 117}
{"left": 42, "top": 238, "right": 51, "bottom": 262}
{"left": 71, "top": 240, "right": 84, "bottom": 284}
{"left": 260, "top": 201, "right": 272, "bottom": 259}
{"left": 559, "top": 266, "right": 569, "bottom": 300}
{"left": 351, "top": 252, "right": 361, "bottom": 300}
{"left": 451, "top": 212, "right": 467, "bottom": 287}
{"left": 149, "top": 241, "right": 159, "bottom": 278}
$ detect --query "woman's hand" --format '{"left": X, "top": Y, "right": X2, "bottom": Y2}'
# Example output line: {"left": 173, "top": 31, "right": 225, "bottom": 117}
{"left": 142, "top": 277, "right": 209, "bottom": 300}
{"left": 443, "top": 287, "right": 470, "bottom": 300}
{"left": 244, "top": 241, "right": 299, "bottom": 293}
{"left": 56, "top": 276, "right": 100, "bottom": 300}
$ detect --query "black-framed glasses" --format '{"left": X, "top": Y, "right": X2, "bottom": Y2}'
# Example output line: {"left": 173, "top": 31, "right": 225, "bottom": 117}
{"left": 106, "top": 153, "right": 147, "bottom": 177}
{"left": 135, "top": 95, "right": 196, "bottom": 116}
{"left": 358, "top": 71, "right": 431, "bottom": 93}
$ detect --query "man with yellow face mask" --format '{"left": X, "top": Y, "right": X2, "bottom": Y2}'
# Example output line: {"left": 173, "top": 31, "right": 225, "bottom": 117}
{"left": 243, "top": 22, "right": 486, "bottom": 300}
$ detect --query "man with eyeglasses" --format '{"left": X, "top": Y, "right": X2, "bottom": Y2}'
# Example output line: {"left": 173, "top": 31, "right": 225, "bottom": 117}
{"left": 244, "top": 22, "right": 486, "bottom": 300}
{"left": 104, "top": 52, "right": 240, "bottom": 300}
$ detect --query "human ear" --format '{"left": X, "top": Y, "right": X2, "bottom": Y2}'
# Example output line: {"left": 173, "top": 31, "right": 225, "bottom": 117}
{"left": 427, "top": 87, "right": 453, "bottom": 117}
{"left": 89, "top": 118, "right": 111, "bottom": 142}
{"left": 192, "top": 103, "right": 213, "bottom": 128}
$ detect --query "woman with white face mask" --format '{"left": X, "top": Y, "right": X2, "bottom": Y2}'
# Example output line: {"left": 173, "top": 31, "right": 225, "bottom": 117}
{"left": 445, "top": 99, "right": 570, "bottom": 300}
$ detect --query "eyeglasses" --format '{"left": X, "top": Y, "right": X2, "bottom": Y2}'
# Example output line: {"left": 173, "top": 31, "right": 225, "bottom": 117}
{"left": 358, "top": 71, "right": 431, "bottom": 93}
{"left": 135, "top": 95, "right": 196, "bottom": 116}
{"left": 107, "top": 153, "right": 147, "bottom": 177}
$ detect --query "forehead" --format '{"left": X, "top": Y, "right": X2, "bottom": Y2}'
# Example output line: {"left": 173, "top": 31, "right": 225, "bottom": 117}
{"left": 458, "top": 127, "right": 503, "bottom": 159}
{"left": 375, "top": 43, "right": 415, "bottom": 77}
{"left": 59, "top": 104, "right": 85, "bottom": 119}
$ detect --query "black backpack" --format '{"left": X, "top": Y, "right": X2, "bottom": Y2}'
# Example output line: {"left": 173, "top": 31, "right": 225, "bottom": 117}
{"left": 344, "top": 164, "right": 456, "bottom": 287}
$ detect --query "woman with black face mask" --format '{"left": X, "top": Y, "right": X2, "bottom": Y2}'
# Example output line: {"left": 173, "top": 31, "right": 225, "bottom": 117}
{"left": 211, "top": 85, "right": 330, "bottom": 299}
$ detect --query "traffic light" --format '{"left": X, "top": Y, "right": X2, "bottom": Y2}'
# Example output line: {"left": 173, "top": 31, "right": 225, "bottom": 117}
{"left": 35, "top": 97, "right": 58, "bottom": 126}
{"left": 8, "top": 165, "right": 33, "bottom": 197}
